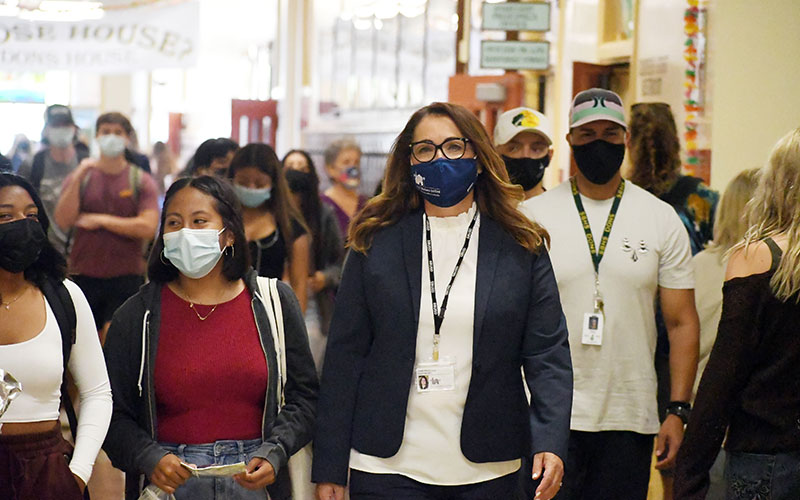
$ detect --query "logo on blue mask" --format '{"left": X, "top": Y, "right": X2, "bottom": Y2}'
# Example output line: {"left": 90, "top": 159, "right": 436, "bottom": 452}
{"left": 410, "top": 157, "right": 478, "bottom": 207}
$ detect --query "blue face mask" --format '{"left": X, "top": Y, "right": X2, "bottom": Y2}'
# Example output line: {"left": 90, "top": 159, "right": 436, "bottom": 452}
{"left": 410, "top": 157, "right": 479, "bottom": 208}
{"left": 233, "top": 184, "right": 272, "bottom": 208}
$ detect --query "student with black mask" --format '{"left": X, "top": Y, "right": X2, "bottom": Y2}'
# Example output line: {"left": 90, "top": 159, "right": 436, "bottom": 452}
{"left": 493, "top": 107, "right": 554, "bottom": 200}
{"left": 0, "top": 173, "right": 111, "bottom": 499}
{"left": 282, "top": 150, "right": 344, "bottom": 374}
{"left": 521, "top": 88, "right": 700, "bottom": 500}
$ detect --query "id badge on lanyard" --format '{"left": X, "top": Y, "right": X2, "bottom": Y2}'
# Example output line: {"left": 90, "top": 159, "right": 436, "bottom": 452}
{"left": 571, "top": 178, "right": 624, "bottom": 346}
{"left": 415, "top": 357, "right": 457, "bottom": 393}
{"left": 417, "top": 210, "right": 477, "bottom": 393}
{"left": 582, "top": 274, "right": 605, "bottom": 345}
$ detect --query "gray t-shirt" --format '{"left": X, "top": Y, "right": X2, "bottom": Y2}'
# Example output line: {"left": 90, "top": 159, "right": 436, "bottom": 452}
{"left": 18, "top": 151, "right": 77, "bottom": 255}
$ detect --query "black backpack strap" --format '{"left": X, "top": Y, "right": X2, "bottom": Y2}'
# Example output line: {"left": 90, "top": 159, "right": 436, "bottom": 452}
{"left": 75, "top": 142, "right": 90, "bottom": 163}
{"left": 764, "top": 237, "right": 783, "bottom": 273}
{"left": 30, "top": 151, "right": 47, "bottom": 191}
{"left": 40, "top": 279, "right": 79, "bottom": 440}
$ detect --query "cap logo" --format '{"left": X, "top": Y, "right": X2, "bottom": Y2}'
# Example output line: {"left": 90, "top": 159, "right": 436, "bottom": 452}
{"left": 512, "top": 110, "right": 540, "bottom": 128}
{"left": 570, "top": 90, "right": 626, "bottom": 127}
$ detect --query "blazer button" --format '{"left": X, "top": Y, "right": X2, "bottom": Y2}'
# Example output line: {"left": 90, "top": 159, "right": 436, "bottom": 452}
{"left": 796, "top": 417, "right": 800, "bottom": 430}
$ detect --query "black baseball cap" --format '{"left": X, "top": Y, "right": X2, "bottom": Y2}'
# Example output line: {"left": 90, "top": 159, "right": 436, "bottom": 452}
{"left": 45, "top": 104, "right": 75, "bottom": 127}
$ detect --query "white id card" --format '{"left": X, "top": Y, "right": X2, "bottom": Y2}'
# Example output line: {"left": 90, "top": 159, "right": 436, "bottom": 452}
{"left": 415, "top": 357, "right": 456, "bottom": 393}
{"left": 582, "top": 312, "right": 604, "bottom": 346}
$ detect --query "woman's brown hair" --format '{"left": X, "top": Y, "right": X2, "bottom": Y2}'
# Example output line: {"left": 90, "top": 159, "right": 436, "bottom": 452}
{"left": 348, "top": 102, "right": 548, "bottom": 253}
{"left": 628, "top": 102, "right": 681, "bottom": 196}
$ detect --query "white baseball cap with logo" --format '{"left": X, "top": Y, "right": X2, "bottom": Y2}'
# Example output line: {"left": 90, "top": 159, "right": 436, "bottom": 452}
{"left": 494, "top": 107, "right": 553, "bottom": 147}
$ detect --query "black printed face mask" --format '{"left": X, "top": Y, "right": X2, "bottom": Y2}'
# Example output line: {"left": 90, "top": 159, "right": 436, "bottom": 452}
{"left": 0, "top": 218, "right": 46, "bottom": 273}
{"left": 571, "top": 140, "right": 625, "bottom": 185}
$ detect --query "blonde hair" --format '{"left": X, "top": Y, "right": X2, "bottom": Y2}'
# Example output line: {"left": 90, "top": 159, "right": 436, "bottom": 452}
{"left": 735, "top": 128, "right": 800, "bottom": 301}
{"left": 709, "top": 168, "right": 760, "bottom": 256}
{"left": 348, "top": 102, "right": 548, "bottom": 253}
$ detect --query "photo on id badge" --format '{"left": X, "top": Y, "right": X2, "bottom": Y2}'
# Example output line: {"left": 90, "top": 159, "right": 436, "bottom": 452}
{"left": 582, "top": 312, "right": 603, "bottom": 346}
{"left": 415, "top": 357, "right": 456, "bottom": 393}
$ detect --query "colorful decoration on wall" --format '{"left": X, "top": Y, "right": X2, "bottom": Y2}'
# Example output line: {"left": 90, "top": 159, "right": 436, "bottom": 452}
{"left": 683, "top": 0, "right": 706, "bottom": 175}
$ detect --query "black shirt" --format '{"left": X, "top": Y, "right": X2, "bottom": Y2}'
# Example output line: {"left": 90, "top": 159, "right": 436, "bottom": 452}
{"left": 675, "top": 239, "right": 800, "bottom": 499}
{"left": 249, "top": 218, "right": 306, "bottom": 279}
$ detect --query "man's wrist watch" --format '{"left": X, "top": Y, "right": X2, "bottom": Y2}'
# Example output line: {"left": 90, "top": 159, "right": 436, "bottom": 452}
{"left": 665, "top": 401, "right": 692, "bottom": 425}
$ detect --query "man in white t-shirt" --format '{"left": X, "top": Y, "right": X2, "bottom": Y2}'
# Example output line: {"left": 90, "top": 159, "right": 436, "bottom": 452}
{"left": 493, "top": 107, "right": 553, "bottom": 199}
{"left": 521, "top": 88, "right": 699, "bottom": 500}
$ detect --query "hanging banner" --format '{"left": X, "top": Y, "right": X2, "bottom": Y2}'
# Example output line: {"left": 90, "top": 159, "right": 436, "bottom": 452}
{"left": 0, "top": 1, "right": 199, "bottom": 73}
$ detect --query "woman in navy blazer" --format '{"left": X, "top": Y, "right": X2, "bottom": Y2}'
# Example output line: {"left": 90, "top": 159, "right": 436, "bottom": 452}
{"left": 313, "top": 102, "right": 573, "bottom": 500}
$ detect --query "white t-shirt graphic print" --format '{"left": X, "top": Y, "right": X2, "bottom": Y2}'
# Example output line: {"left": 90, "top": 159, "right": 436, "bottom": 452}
{"left": 521, "top": 180, "right": 693, "bottom": 434}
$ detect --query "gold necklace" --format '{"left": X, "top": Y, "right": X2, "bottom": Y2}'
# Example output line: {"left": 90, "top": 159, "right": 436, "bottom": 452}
{"left": 1, "top": 285, "right": 29, "bottom": 311}
{"left": 180, "top": 287, "right": 221, "bottom": 321}
{"left": 188, "top": 302, "right": 218, "bottom": 321}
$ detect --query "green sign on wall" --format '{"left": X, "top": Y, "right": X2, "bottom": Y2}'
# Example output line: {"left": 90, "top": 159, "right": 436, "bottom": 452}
{"left": 482, "top": 2, "right": 551, "bottom": 32}
{"left": 480, "top": 40, "right": 550, "bottom": 70}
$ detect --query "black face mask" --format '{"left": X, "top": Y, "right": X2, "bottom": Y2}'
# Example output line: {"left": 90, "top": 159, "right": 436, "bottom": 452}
{"left": 571, "top": 140, "right": 626, "bottom": 185}
{"left": 502, "top": 155, "right": 550, "bottom": 191}
{"left": 285, "top": 169, "right": 315, "bottom": 194}
{"left": 0, "top": 218, "right": 47, "bottom": 273}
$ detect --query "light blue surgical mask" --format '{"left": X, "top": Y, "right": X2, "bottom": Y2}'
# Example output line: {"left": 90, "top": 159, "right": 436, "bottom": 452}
{"left": 97, "top": 134, "right": 127, "bottom": 158}
{"left": 163, "top": 227, "right": 226, "bottom": 279}
{"left": 233, "top": 184, "right": 272, "bottom": 208}
{"left": 46, "top": 127, "right": 74, "bottom": 148}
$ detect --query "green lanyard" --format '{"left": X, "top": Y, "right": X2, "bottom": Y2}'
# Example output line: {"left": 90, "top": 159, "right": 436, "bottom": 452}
{"left": 570, "top": 178, "right": 625, "bottom": 312}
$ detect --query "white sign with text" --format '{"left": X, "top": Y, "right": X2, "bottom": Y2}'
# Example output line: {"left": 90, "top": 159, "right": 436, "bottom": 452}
{"left": 0, "top": 1, "right": 199, "bottom": 73}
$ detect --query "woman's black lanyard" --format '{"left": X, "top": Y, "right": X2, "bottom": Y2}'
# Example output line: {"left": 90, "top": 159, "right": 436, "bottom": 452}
{"left": 424, "top": 209, "right": 479, "bottom": 361}
{"left": 570, "top": 177, "right": 625, "bottom": 314}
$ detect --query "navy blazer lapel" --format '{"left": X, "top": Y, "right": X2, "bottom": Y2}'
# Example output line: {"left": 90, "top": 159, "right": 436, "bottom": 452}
{"left": 474, "top": 215, "right": 501, "bottom": 349}
{"left": 401, "top": 211, "right": 423, "bottom": 328}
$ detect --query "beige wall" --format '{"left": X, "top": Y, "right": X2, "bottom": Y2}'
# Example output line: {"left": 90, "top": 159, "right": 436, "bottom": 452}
{"left": 708, "top": 0, "right": 800, "bottom": 191}
{"left": 634, "top": 0, "right": 688, "bottom": 149}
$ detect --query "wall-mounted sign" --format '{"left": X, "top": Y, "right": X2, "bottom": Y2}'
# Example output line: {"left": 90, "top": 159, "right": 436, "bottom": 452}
{"left": 0, "top": 1, "right": 198, "bottom": 73}
{"left": 482, "top": 2, "right": 551, "bottom": 32}
{"left": 480, "top": 40, "right": 549, "bottom": 70}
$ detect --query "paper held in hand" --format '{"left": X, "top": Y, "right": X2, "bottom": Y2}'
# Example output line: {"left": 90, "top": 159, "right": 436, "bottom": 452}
{"left": 180, "top": 461, "right": 247, "bottom": 477}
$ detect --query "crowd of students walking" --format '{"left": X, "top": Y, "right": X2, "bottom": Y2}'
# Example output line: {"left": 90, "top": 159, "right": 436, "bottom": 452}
{"left": 1, "top": 88, "right": 799, "bottom": 500}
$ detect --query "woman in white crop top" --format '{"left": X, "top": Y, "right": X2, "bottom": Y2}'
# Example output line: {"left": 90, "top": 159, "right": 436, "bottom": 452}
{"left": 0, "top": 173, "right": 112, "bottom": 500}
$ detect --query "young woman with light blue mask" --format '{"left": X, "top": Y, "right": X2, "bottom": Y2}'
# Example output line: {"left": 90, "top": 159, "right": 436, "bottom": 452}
{"left": 229, "top": 143, "right": 310, "bottom": 313}
{"left": 102, "top": 175, "right": 318, "bottom": 500}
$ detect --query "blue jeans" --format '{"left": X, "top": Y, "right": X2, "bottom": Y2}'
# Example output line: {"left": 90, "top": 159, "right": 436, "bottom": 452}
{"left": 160, "top": 438, "right": 268, "bottom": 500}
{"left": 724, "top": 451, "right": 800, "bottom": 500}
